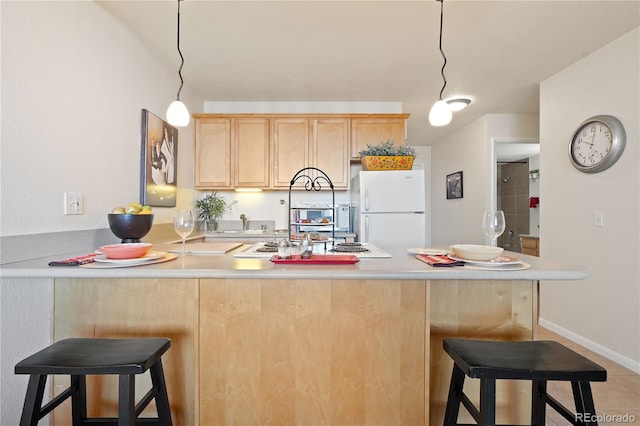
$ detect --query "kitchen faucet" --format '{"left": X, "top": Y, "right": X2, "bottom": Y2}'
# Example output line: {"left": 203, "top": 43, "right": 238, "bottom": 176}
{"left": 240, "top": 213, "right": 248, "bottom": 230}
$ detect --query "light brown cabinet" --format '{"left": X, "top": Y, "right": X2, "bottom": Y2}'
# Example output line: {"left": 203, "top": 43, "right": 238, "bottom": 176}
{"left": 195, "top": 114, "right": 408, "bottom": 190}
{"left": 351, "top": 115, "right": 409, "bottom": 158}
{"left": 272, "top": 117, "right": 350, "bottom": 189}
{"left": 194, "top": 116, "right": 270, "bottom": 190}
{"left": 272, "top": 118, "right": 310, "bottom": 188}
{"left": 521, "top": 236, "right": 540, "bottom": 256}
{"left": 233, "top": 118, "right": 270, "bottom": 188}
{"left": 194, "top": 118, "right": 232, "bottom": 189}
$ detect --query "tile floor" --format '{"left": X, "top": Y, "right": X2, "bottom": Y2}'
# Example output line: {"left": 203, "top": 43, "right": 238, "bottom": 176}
{"left": 538, "top": 327, "right": 640, "bottom": 425}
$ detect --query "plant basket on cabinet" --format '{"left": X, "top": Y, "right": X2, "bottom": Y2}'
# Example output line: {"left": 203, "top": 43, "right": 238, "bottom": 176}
{"left": 358, "top": 139, "right": 416, "bottom": 171}
{"left": 361, "top": 155, "right": 414, "bottom": 171}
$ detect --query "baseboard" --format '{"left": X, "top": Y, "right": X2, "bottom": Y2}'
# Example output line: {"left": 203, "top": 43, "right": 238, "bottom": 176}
{"left": 539, "top": 317, "right": 640, "bottom": 374}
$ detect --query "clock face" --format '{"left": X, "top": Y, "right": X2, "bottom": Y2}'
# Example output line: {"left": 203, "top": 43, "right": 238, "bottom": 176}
{"left": 571, "top": 121, "right": 612, "bottom": 167}
{"left": 569, "top": 115, "right": 626, "bottom": 173}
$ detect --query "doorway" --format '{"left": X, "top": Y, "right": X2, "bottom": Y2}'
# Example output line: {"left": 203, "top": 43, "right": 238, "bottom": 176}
{"left": 497, "top": 160, "right": 530, "bottom": 251}
{"left": 489, "top": 139, "right": 540, "bottom": 251}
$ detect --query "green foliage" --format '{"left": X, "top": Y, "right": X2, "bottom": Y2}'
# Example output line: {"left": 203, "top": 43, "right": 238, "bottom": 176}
{"left": 195, "top": 192, "right": 226, "bottom": 224}
{"left": 358, "top": 139, "right": 416, "bottom": 157}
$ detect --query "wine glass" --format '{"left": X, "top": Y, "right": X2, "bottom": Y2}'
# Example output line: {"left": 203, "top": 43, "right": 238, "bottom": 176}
{"left": 482, "top": 210, "right": 506, "bottom": 246}
{"left": 174, "top": 209, "right": 195, "bottom": 255}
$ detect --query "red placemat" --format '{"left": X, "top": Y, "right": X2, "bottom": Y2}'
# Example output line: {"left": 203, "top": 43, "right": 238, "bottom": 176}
{"left": 270, "top": 255, "right": 359, "bottom": 265}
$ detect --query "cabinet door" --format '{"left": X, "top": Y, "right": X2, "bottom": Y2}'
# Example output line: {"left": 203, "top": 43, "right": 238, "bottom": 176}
{"left": 272, "top": 118, "right": 310, "bottom": 188}
{"left": 195, "top": 118, "right": 232, "bottom": 189}
{"left": 351, "top": 118, "right": 406, "bottom": 158}
{"left": 234, "top": 118, "right": 270, "bottom": 188}
{"left": 312, "top": 118, "right": 350, "bottom": 189}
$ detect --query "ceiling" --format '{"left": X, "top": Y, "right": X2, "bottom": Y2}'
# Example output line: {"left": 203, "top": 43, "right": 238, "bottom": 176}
{"left": 97, "top": 1, "right": 639, "bottom": 146}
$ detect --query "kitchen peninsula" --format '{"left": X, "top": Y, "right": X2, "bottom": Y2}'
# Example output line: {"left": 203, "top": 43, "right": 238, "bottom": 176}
{"left": 2, "top": 244, "right": 588, "bottom": 425}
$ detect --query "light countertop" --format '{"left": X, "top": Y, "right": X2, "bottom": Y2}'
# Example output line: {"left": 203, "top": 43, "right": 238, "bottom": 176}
{"left": 0, "top": 243, "right": 589, "bottom": 281}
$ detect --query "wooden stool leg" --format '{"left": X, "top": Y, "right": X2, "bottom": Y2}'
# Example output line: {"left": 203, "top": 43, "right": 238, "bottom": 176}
{"left": 572, "top": 381, "right": 598, "bottom": 426}
{"left": 531, "top": 380, "right": 547, "bottom": 426}
{"left": 118, "top": 374, "right": 136, "bottom": 426}
{"left": 443, "top": 365, "right": 466, "bottom": 426}
{"left": 70, "top": 375, "right": 87, "bottom": 426}
{"left": 150, "top": 360, "right": 173, "bottom": 426}
{"left": 19, "top": 375, "right": 47, "bottom": 426}
{"left": 479, "top": 378, "right": 496, "bottom": 426}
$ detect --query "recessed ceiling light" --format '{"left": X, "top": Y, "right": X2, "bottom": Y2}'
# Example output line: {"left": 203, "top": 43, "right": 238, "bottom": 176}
{"left": 446, "top": 98, "right": 471, "bottom": 112}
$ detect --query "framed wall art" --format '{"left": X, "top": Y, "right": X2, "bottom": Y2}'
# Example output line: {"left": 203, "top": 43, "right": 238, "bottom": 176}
{"left": 140, "top": 109, "right": 178, "bottom": 207}
{"left": 446, "top": 171, "right": 463, "bottom": 199}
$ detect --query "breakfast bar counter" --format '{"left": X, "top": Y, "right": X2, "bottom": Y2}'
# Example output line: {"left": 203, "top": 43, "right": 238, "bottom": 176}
{"left": 1, "top": 245, "right": 588, "bottom": 425}
{"left": 1, "top": 243, "right": 587, "bottom": 281}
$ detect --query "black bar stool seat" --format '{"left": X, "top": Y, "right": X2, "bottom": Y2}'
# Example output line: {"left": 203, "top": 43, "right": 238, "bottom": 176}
{"left": 15, "top": 337, "right": 173, "bottom": 426}
{"left": 443, "top": 338, "right": 607, "bottom": 426}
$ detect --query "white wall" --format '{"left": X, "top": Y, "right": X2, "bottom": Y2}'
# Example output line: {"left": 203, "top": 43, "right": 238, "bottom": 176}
{"left": 0, "top": 2, "right": 203, "bottom": 423}
{"left": 430, "top": 114, "right": 539, "bottom": 245}
{"left": 1, "top": 1, "right": 201, "bottom": 238}
{"left": 539, "top": 27, "right": 640, "bottom": 372}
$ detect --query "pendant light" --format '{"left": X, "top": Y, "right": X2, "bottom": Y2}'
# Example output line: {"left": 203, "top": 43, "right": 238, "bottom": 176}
{"left": 166, "top": 0, "right": 190, "bottom": 127}
{"left": 429, "top": 0, "right": 452, "bottom": 127}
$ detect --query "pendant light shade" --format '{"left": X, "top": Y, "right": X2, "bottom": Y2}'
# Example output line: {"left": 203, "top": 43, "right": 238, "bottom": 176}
{"left": 429, "top": 99, "right": 452, "bottom": 127}
{"left": 167, "top": 100, "right": 190, "bottom": 127}
{"left": 167, "top": 0, "right": 189, "bottom": 127}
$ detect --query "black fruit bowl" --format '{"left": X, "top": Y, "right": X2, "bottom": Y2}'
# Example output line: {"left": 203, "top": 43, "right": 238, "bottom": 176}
{"left": 108, "top": 214, "right": 154, "bottom": 243}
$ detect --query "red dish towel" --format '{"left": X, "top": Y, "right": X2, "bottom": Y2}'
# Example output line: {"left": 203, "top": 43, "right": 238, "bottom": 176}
{"left": 416, "top": 254, "right": 465, "bottom": 267}
{"left": 529, "top": 197, "right": 540, "bottom": 208}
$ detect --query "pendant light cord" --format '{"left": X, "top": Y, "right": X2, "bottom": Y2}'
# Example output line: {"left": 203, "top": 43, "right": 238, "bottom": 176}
{"left": 437, "top": 0, "right": 447, "bottom": 101}
{"left": 175, "top": 0, "right": 185, "bottom": 101}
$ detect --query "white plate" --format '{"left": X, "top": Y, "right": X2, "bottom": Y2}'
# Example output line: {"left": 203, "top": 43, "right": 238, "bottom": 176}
{"left": 408, "top": 248, "right": 449, "bottom": 255}
{"left": 463, "top": 262, "right": 531, "bottom": 271}
{"left": 94, "top": 251, "right": 166, "bottom": 263}
{"left": 448, "top": 254, "right": 521, "bottom": 266}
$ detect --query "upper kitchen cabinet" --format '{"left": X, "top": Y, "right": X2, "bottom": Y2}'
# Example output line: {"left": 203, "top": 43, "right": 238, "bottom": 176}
{"left": 312, "top": 118, "right": 350, "bottom": 189}
{"left": 194, "top": 116, "right": 270, "bottom": 190}
{"left": 351, "top": 114, "right": 410, "bottom": 159}
{"left": 194, "top": 118, "right": 232, "bottom": 189}
{"left": 272, "top": 117, "right": 350, "bottom": 190}
{"left": 233, "top": 118, "right": 270, "bottom": 188}
{"left": 271, "top": 118, "right": 310, "bottom": 188}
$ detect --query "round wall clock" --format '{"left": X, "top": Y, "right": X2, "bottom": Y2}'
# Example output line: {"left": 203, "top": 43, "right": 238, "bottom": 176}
{"left": 569, "top": 114, "right": 626, "bottom": 173}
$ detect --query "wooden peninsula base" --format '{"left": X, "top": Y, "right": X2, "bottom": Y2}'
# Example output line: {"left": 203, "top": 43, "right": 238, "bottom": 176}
{"left": 53, "top": 277, "right": 535, "bottom": 425}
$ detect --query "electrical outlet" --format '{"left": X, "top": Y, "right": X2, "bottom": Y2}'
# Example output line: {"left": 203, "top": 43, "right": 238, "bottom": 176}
{"left": 64, "top": 193, "right": 83, "bottom": 215}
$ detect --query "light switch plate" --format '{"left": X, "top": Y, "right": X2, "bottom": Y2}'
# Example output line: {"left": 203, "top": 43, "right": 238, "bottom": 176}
{"left": 593, "top": 211, "right": 604, "bottom": 227}
{"left": 64, "top": 192, "right": 83, "bottom": 215}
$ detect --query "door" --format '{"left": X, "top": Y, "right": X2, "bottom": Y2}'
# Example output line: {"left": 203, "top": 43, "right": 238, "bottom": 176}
{"left": 360, "top": 213, "right": 425, "bottom": 247}
{"left": 360, "top": 170, "right": 425, "bottom": 213}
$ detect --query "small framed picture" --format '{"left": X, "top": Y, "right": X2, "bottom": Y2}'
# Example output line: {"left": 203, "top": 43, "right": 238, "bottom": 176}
{"left": 140, "top": 109, "right": 178, "bottom": 207}
{"left": 446, "top": 171, "right": 463, "bottom": 199}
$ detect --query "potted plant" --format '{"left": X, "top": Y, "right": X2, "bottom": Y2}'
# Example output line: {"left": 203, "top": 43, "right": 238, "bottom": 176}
{"left": 359, "top": 139, "right": 416, "bottom": 171}
{"left": 195, "top": 192, "right": 226, "bottom": 232}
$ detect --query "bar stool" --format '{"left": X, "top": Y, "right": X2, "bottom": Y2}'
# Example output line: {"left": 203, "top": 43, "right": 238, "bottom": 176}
{"left": 15, "top": 337, "right": 173, "bottom": 426}
{"left": 443, "top": 338, "right": 607, "bottom": 426}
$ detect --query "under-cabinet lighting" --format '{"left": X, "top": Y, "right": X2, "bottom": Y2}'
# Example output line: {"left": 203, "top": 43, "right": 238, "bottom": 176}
{"left": 235, "top": 188, "right": 263, "bottom": 193}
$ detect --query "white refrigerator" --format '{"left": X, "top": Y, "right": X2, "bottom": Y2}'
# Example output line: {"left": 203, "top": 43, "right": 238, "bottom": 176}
{"left": 351, "top": 170, "right": 426, "bottom": 248}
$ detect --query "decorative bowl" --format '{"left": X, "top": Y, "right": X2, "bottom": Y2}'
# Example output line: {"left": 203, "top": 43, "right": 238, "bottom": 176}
{"left": 107, "top": 214, "right": 154, "bottom": 243}
{"left": 100, "top": 243, "right": 153, "bottom": 259}
{"left": 450, "top": 244, "right": 504, "bottom": 261}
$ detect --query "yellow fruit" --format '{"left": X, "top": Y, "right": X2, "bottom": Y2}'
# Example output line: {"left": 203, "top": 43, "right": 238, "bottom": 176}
{"left": 125, "top": 202, "right": 142, "bottom": 214}
{"left": 138, "top": 209, "right": 153, "bottom": 215}
{"left": 111, "top": 207, "right": 126, "bottom": 214}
